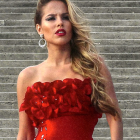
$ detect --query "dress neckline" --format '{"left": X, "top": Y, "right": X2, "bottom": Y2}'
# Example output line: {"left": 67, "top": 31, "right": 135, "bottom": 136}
{"left": 32, "top": 77, "right": 91, "bottom": 85}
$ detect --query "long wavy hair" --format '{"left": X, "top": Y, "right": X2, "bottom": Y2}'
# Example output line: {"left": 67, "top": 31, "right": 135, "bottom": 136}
{"left": 34, "top": 0, "right": 121, "bottom": 119}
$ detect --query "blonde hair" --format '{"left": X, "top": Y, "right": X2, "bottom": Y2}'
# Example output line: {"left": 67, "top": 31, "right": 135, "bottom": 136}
{"left": 34, "top": 0, "right": 120, "bottom": 118}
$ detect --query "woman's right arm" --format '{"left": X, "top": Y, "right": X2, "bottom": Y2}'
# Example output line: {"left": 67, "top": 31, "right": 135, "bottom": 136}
{"left": 17, "top": 68, "right": 35, "bottom": 140}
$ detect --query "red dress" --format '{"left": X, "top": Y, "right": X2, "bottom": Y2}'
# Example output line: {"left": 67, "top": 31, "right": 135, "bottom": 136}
{"left": 19, "top": 78, "right": 102, "bottom": 140}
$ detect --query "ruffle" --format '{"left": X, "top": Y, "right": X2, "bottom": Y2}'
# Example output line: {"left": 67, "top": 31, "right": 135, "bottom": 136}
{"left": 19, "top": 78, "right": 102, "bottom": 127}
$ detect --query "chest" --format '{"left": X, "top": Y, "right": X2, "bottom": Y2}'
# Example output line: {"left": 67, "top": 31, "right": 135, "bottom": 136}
{"left": 38, "top": 65, "right": 83, "bottom": 83}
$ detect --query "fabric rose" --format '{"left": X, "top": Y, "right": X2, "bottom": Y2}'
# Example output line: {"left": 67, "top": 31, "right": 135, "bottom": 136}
{"left": 19, "top": 78, "right": 101, "bottom": 127}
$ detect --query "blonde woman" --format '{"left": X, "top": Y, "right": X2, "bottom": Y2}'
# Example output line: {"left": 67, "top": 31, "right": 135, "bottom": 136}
{"left": 17, "top": 0, "right": 123, "bottom": 140}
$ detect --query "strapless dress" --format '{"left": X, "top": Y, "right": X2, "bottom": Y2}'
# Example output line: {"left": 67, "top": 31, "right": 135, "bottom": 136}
{"left": 19, "top": 78, "right": 102, "bottom": 140}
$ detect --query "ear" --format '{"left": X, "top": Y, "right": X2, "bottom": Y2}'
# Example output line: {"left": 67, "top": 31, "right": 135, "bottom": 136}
{"left": 36, "top": 24, "right": 43, "bottom": 35}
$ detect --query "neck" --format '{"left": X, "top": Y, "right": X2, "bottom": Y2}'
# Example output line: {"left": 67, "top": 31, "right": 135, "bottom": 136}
{"left": 46, "top": 43, "right": 72, "bottom": 67}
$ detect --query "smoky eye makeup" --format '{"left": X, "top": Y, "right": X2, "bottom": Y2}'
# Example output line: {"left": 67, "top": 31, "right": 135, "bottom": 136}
{"left": 45, "top": 13, "right": 69, "bottom": 21}
{"left": 62, "top": 15, "right": 69, "bottom": 20}
{"left": 46, "top": 16, "right": 55, "bottom": 21}
{"left": 61, "top": 13, "right": 69, "bottom": 19}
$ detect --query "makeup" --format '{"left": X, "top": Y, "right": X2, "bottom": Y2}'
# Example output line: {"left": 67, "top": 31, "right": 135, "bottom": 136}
{"left": 55, "top": 29, "right": 66, "bottom": 36}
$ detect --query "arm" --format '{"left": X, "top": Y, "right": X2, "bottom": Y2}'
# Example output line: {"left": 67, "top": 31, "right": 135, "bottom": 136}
{"left": 99, "top": 56, "right": 123, "bottom": 140}
{"left": 17, "top": 68, "right": 35, "bottom": 140}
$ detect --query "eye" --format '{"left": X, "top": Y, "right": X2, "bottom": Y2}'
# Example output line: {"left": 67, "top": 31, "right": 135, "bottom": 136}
{"left": 46, "top": 17, "right": 55, "bottom": 21}
{"left": 62, "top": 16, "right": 69, "bottom": 20}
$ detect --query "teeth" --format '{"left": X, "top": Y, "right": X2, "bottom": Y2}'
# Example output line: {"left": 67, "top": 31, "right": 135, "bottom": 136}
{"left": 58, "top": 31, "right": 64, "bottom": 33}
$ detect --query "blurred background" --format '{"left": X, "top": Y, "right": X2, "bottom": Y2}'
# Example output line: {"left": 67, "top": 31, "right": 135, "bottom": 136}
{"left": 0, "top": 0, "right": 140, "bottom": 139}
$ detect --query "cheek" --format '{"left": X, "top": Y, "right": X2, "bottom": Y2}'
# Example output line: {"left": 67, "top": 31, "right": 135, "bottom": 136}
{"left": 42, "top": 22, "right": 54, "bottom": 34}
{"left": 43, "top": 26, "right": 51, "bottom": 34}
{"left": 42, "top": 24, "right": 54, "bottom": 40}
{"left": 68, "top": 24, "right": 73, "bottom": 36}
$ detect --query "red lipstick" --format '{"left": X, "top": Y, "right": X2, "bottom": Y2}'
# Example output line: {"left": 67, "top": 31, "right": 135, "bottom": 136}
{"left": 55, "top": 29, "right": 66, "bottom": 36}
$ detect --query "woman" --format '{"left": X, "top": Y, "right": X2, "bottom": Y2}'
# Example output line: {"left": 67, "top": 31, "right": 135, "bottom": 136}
{"left": 17, "top": 0, "right": 123, "bottom": 140}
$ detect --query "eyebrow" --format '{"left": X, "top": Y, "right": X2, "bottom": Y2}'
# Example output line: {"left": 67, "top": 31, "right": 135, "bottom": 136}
{"left": 46, "top": 13, "right": 69, "bottom": 17}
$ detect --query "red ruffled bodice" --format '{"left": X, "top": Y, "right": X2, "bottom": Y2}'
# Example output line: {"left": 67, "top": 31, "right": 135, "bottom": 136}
{"left": 19, "top": 78, "right": 102, "bottom": 140}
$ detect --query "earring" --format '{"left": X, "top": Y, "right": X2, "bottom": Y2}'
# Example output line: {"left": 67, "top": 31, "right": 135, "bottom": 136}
{"left": 39, "top": 34, "right": 46, "bottom": 48}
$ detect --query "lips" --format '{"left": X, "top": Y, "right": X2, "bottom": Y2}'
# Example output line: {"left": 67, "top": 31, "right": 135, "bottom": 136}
{"left": 55, "top": 29, "right": 66, "bottom": 36}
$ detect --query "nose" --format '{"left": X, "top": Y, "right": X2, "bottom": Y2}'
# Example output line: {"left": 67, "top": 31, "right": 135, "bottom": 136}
{"left": 57, "top": 16, "right": 63, "bottom": 27}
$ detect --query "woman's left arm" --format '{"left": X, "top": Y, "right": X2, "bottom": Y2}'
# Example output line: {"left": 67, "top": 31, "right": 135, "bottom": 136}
{"left": 99, "top": 56, "right": 123, "bottom": 140}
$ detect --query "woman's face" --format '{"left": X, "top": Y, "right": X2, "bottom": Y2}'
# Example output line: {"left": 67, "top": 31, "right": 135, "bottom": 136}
{"left": 36, "top": 0, "right": 72, "bottom": 47}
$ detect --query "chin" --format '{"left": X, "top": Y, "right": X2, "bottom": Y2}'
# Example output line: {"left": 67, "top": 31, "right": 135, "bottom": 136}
{"left": 54, "top": 40, "right": 71, "bottom": 46}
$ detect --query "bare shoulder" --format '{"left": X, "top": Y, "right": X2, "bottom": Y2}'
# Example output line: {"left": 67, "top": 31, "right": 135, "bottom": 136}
{"left": 90, "top": 53, "right": 116, "bottom": 96}
{"left": 17, "top": 66, "right": 38, "bottom": 108}
{"left": 89, "top": 52, "right": 108, "bottom": 72}
{"left": 97, "top": 55, "right": 117, "bottom": 100}
{"left": 98, "top": 55, "right": 111, "bottom": 81}
{"left": 17, "top": 66, "right": 37, "bottom": 86}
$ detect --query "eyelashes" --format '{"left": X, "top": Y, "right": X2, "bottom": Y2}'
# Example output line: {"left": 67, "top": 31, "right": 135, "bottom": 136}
{"left": 46, "top": 17, "right": 55, "bottom": 21}
{"left": 46, "top": 16, "right": 69, "bottom": 21}
{"left": 63, "top": 16, "right": 69, "bottom": 20}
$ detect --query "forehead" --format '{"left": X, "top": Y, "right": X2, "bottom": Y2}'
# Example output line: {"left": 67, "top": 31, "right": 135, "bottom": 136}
{"left": 42, "top": 1, "right": 68, "bottom": 16}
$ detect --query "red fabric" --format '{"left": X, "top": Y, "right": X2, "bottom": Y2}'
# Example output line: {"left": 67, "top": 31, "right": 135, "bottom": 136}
{"left": 19, "top": 78, "right": 102, "bottom": 140}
